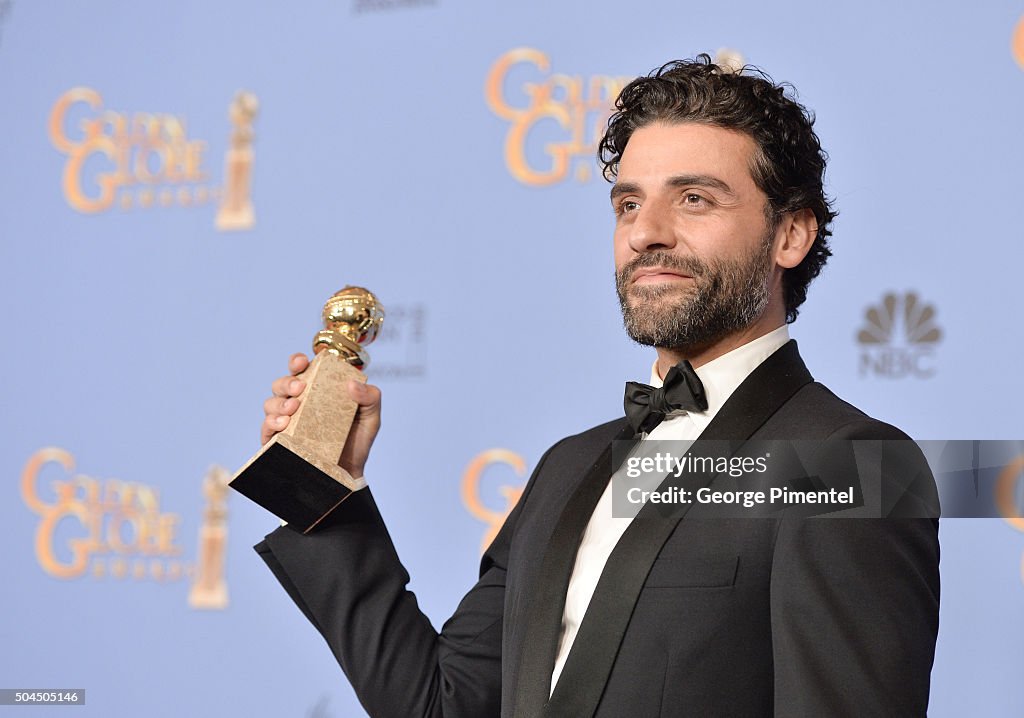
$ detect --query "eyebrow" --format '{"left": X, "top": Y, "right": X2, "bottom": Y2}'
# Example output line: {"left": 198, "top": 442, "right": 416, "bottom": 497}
{"left": 610, "top": 174, "right": 736, "bottom": 202}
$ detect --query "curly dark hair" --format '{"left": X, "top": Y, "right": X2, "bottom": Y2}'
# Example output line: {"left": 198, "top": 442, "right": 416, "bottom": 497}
{"left": 599, "top": 54, "right": 836, "bottom": 323}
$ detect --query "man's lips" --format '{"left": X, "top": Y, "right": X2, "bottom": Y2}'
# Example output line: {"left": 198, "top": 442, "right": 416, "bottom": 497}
{"left": 630, "top": 267, "right": 694, "bottom": 285}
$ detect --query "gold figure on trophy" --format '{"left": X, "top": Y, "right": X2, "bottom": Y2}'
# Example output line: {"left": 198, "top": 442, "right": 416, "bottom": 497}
{"left": 313, "top": 287, "right": 385, "bottom": 367}
{"left": 230, "top": 287, "right": 385, "bottom": 532}
{"left": 189, "top": 465, "right": 230, "bottom": 610}
{"left": 216, "top": 91, "right": 258, "bottom": 231}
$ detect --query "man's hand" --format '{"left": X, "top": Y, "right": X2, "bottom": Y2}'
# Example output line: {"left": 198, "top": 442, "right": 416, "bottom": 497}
{"left": 261, "top": 352, "right": 383, "bottom": 480}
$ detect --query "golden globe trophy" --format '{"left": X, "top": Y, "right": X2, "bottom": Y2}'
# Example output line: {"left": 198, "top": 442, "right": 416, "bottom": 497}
{"left": 230, "top": 286, "right": 385, "bottom": 533}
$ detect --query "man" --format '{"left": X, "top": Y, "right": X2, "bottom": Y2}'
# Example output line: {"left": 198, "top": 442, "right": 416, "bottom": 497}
{"left": 255, "top": 55, "right": 940, "bottom": 717}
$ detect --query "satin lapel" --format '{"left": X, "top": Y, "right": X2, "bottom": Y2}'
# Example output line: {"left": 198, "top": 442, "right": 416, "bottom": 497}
{"left": 511, "top": 422, "right": 636, "bottom": 718}
{"left": 543, "top": 340, "right": 813, "bottom": 718}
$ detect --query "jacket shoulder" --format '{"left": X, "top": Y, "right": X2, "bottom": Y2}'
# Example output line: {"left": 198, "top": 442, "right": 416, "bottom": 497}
{"left": 544, "top": 417, "right": 629, "bottom": 458}
{"left": 767, "top": 382, "right": 914, "bottom": 440}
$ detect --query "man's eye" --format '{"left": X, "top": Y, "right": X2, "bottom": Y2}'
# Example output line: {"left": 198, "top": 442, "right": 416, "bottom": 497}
{"left": 684, "top": 193, "right": 707, "bottom": 206}
{"left": 617, "top": 200, "right": 640, "bottom": 215}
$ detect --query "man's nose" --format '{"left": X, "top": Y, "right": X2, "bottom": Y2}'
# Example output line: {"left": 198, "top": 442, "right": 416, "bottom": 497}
{"left": 627, "top": 201, "right": 676, "bottom": 253}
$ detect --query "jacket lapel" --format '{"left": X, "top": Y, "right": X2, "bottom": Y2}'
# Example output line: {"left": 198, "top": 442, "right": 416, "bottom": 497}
{"left": 541, "top": 340, "right": 813, "bottom": 717}
{"left": 511, "top": 421, "right": 636, "bottom": 718}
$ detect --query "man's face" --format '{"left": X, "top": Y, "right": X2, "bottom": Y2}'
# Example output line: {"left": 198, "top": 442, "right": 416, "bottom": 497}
{"left": 612, "top": 122, "right": 781, "bottom": 351}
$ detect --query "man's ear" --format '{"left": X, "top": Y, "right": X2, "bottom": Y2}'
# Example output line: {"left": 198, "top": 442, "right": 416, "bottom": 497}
{"left": 773, "top": 208, "right": 818, "bottom": 269}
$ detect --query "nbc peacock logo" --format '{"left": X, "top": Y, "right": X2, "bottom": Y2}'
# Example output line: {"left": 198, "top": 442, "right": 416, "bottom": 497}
{"left": 857, "top": 291, "right": 942, "bottom": 378}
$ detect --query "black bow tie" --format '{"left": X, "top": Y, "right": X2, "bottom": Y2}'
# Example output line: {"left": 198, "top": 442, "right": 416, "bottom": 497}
{"left": 624, "top": 360, "right": 708, "bottom": 435}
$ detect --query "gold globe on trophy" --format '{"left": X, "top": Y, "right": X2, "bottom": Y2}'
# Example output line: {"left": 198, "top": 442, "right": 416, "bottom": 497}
{"left": 313, "top": 286, "right": 384, "bottom": 367}
{"left": 230, "top": 287, "right": 385, "bottom": 533}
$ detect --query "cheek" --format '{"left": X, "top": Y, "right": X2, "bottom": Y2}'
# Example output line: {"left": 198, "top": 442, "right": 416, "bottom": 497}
{"left": 696, "top": 216, "right": 766, "bottom": 258}
{"left": 613, "top": 229, "right": 633, "bottom": 269}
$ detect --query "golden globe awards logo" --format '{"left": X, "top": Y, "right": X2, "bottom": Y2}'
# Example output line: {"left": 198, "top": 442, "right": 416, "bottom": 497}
{"left": 484, "top": 48, "right": 745, "bottom": 187}
{"left": 461, "top": 449, "right": 526, "bottom": 553}
{"left": 47, "top": 88, "right": 257, "bottom": 231}
{"left": 1012, "top": 14, "right": 1024, "bottom": 69}
{"left": 20, "top": 448, "right": 231, "bottom": 610}
{"left": 485, "top": 48, "right": 632, "bottom": 186}
{"left": 996, "top": 456, "right": 1024, "bottom": 588}
{"left": 857, "top": 291, "right": 942, "bottom": 378}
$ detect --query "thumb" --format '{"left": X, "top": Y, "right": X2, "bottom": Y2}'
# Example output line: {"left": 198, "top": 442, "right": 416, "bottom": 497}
{"left": 347, "top": 379, "right": 381, "bottom": 412}
{"left": 339, "top": 379, "right": 382, "bottom": 478}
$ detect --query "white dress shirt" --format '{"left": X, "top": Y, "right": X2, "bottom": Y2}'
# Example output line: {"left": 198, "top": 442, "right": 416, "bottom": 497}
{"left": 549, "top": 326, "right": 791, "bottom": 693}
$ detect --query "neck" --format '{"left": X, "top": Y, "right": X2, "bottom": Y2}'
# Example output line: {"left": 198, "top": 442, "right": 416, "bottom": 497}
{"left": 654, "top": 314, "right": 787, "bottom": 378}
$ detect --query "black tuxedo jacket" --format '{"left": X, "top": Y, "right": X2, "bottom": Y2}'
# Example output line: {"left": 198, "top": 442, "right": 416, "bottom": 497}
{"left": 256, "top": 341, "right": 940, "bottom": 717}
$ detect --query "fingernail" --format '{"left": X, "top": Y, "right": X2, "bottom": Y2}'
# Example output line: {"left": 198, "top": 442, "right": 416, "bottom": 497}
{"left": 276, "top": 416, "right": 288, "bottom": 427}
{"left": 281, "top": 399, "right": 293, "bottom": 412}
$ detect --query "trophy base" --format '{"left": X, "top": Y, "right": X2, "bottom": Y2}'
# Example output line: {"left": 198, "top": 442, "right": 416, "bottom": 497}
{"left": 188, "top": 582, "right": 228, "bottom": 610}
{"left": 215, "top": 205, "right": 255, "bottom": 232}
{"left": 231, "top": 435, "right": 359, "bottom": 533}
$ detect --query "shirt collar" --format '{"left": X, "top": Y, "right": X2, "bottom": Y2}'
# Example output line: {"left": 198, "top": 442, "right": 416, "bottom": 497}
{"left": 647, "top": 325, "right": 791, "bottom": 426}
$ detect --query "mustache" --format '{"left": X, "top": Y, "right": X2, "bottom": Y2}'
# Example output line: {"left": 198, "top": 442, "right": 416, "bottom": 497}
{"left": 618, "top": 251, "right": 707, "bottom": 282}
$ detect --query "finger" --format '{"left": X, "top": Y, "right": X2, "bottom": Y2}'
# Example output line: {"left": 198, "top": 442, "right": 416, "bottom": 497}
{"left": 271, "top": 375, "right": 306, "bottom": 398}
{"left": 263, "top": 396, "right": 298, "bottom": 417}
{"left": 289, "top": 353, "right": 309, "bottom": 375}
{"left": 338, "top": 381, "right": 382, "bottom": 477}
{"left": 260, "top": 414, "right": 290, "bottom": 445}
{"left": 347, "top": 380, "right": 382, "bottom": 411}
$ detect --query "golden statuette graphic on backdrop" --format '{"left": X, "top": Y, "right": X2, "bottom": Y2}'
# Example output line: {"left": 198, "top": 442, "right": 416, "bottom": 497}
{"left": 189, "top": 466, "right": 230, "bottom": 609}
{"left": 230, "top": 287, "right": 385, "bottom": 532}
{"left": 216, "top": 91, "right": 258, "bottom": 231}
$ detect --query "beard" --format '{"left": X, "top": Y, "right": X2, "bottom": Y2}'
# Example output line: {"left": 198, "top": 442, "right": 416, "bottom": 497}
{"left": 615, "top": 233, "right": 775, "bottom": 351}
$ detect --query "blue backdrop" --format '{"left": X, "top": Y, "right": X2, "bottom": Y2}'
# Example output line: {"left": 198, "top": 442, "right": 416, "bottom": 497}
{"left": 2, "top": 1, "right": 1023, "bottom": 715}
